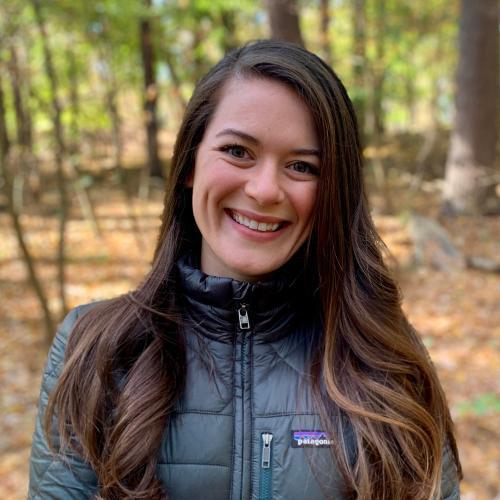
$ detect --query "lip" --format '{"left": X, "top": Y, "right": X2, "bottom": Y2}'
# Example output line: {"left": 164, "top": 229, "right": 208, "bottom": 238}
{"left": 225, "top": 208, "right": 289, "bottom": 224}
{"left": 225, "top": 209, "right": 289, "bottom": 240}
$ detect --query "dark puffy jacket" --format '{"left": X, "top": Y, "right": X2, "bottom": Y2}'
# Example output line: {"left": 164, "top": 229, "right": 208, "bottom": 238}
{"left": 29, "top": 257, "right": 460, "bottom": 499}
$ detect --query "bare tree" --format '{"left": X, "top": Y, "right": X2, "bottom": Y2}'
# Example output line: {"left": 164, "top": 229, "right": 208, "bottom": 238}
{"left": 267, "top": 0, "right": 304, "bottom": 47}
{"left": 67, "top": 45, "right": 80, "bottom": 150}
{"left": 140, "top": 0, "right": 162, "bottom": 179}
{"left": 31, "top": 0, "right": 69, "bottom": 315}
{"left": 65, "top": 47, "right": 102, "bottom": 240}
{"left": 365, "top": 0, "right": 392, "bottom": 212}
{"left": 319, "top": 0, "right": 332, "bottom": 65}
{"left": 8, "top": 46, "right": 32, "bottom": 150}
{"left": 164, "top": 49, "right": 187, "bottom": 113}
{"left": 0, "top": 73, "right": 9, "bottom": 158}
{"left": 1, "top": 157, "right": 56, "bottom": 344}
{"left": 0, "top": 76, "right": 55, "bottom": 342}
{"left": 443, "top": 0, "right": 498, "bottom": 215}
{"left": 101, "top": 59, "right": 147, "bottom": 252}
{"left": 371, "top": 0, "right": 386, "bottom": 138}
{"left": 8, "top": 43, "right": 41, "bottom": 205}
{"left": 352, "top": 0, "right": 367, "bottom": 138}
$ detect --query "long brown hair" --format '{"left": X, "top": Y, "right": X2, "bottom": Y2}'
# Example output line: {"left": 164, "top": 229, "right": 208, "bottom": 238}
{"left": 45, "top": 40, "right": 460, "bottom": 499}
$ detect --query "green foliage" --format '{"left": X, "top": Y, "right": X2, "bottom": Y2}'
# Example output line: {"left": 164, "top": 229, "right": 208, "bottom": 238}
{"left": 300, "top": 0, "right": 459, "bottom": 133}
{"left": 0, "top": 0, "right": 462, "bottom": 161}
{"left": 456, "top": 394, "right": 500, "bottom": 417}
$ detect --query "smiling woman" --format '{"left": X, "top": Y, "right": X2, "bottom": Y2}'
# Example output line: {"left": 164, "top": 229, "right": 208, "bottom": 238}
{"left": 189, "top": 77, "right": 319, "bottom": 281}
{"left": 29, "top": 41, "right": 461, "bottom": 500}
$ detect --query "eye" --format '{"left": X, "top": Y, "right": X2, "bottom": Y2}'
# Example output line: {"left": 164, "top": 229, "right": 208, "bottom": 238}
{"left": 288, "top": 161, "right": 319, "bottom": 176}
{"left": 219, "top": 144, "right": 250, "bottom": 160}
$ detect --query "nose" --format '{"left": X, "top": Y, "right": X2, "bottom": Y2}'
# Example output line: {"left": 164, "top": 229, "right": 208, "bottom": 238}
{"left": 244, "top": 161, "right": 285, "bottom": 206}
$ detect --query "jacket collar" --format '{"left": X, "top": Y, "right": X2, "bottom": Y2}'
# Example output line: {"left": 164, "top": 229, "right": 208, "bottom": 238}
{"left": 175, "top": 253, "right": 304, "bottom": 343}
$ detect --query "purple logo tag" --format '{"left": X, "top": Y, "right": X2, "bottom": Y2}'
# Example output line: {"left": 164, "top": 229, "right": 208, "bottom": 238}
{"left": 291, "top": 430, "right": 333, "bottom": 448}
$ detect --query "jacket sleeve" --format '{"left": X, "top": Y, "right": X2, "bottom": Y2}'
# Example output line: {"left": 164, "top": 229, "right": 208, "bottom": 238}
{"left": 440, "top": 441, "right": 461, "bottom": 499}
{"left": 28, "top": 306, "right": 98, "bottom": 500}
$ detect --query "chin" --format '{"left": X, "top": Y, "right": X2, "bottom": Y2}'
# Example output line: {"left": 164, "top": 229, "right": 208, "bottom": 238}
{"left": 230, "top": 262, "right": 283, "bottom": 282}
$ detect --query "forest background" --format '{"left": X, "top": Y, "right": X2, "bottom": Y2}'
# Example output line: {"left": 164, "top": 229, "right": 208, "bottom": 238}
{"left": 0, "top": 0, "right": 498, "bottom": 498}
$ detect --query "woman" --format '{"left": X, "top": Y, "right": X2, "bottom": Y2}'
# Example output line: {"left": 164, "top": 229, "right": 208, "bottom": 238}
{"left": 29, "top": 40, "right": 461, "bottom": 499}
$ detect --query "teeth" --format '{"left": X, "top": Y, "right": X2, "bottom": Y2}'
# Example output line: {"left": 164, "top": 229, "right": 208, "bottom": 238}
{"left": 230, "top": 211, "right": 281, "bottom": 232}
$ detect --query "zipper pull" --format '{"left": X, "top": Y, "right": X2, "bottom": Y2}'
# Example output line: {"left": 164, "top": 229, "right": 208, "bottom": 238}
{"left": 238, "top": 304, "right": 250, "bottom": 330}
{"left": 261, "top": 432, "right": 273, "bottom": 468}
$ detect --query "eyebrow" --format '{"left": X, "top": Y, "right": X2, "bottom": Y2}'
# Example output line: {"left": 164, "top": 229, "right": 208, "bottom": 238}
{"left": 215, "top": 128, "right": 321, "bottom": 157}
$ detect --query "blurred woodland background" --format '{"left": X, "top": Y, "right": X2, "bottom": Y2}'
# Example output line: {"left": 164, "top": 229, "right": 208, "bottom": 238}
{"left": 0, "top": 0, "right": 498, "bottom": 498}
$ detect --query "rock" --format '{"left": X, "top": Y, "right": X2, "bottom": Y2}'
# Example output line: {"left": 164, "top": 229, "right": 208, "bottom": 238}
{"left": 407, "top": 213, "right": 466, "bottom": 271}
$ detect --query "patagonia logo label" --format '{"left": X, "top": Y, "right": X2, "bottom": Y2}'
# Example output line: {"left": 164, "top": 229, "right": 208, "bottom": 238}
{"left": 291, "top": 430, "right": 333, "bottom": 448}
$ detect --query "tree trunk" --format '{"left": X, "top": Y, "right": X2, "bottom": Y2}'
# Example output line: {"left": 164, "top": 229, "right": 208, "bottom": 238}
{"left": 192, "top": 27, "right": 207, "bottom": 83}
{"left": 368, "top": 0, "right": 392, "bottom": 213}
{"left": 410, "top": 34, "right": 446, "bottom": 193}
{"left": 65, "top": 48, "right": 102, "bottom": 240}
{"left": 0, "top": 73, "right": 10, "bottom": 159}
{"left": 106, "top": 83, "right": 124, "bottom": 173}
{"left": 140, "top": 0, "right": 162, "bottom": 179}
{"left": 67, "top": 47, "right": 80, "bottom": 151}
{"left": 164, "top": 49, "right": 187, "bottom": 112}
{"left": 319, "top": 0, "right": 332, "bottom": 65}
{"left": 8, "top": 46, "right": 32, "bottom": 149}
{"left": 442, "top": 0, "right": 498, "bottom": 215}
{"left": 8, "top": 44, "right": 41, "bottom": 205}
{"left": 267, "top": 0, "right": 304, "bottom": 47}
{"left": 371, "top": 0, "right": 386, "bottom": 138}
{"left": 405, "top": 77, "right": 416, "bottom": 129}
{"left": 104, "top": 72, "right": 147, "bottom": 252}
{"left": 32, "top": 0, "right": 69, "bottom": 316}
{"left": 352, "top": 0, "right": 367, "bottom": 138}
{"left": 0, "top": 154, "right": 56, "bottom": 345}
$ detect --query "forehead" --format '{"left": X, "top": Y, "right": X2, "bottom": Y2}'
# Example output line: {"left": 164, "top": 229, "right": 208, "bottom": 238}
{"left": 204, "top": 76, "right": 319, "bottom": 148}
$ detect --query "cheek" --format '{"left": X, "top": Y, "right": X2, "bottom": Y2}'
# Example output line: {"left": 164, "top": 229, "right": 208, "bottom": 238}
{"left": 295, "top": 183, "right": 318, "bottom": 225}
{"left": 191, "top": 160, "right": 242, "bottom": 211}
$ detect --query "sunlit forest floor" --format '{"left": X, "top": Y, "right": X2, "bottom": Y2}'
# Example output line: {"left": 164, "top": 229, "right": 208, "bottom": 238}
{"left": 0, "top": 142, "right": 498, "bottom": 499}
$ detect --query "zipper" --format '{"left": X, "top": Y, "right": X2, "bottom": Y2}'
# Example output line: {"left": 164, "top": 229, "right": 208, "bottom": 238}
{"left": 238, "top": 304, "right": 250, "bottom": 329}
{"left": 259, "top": 432, "right": 273, "bottom": 500}
{"left": 238, "top": 303, "right": 250, "bottom": 500}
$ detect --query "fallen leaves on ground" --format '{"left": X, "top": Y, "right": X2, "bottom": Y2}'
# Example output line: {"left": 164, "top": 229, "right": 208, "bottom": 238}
{"left": 0, "top": 183, "right": 498, "bottom": 499}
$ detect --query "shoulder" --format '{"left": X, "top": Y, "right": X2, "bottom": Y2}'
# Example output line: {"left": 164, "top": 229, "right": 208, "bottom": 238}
{"left": 44, "top": 301, "right": 103, "bottom": 380}
{"left": 29, "top": 302, "right": 104, "bottom": 498}
{"left": 441, "top": 441, "right": 461, "bottom": 499}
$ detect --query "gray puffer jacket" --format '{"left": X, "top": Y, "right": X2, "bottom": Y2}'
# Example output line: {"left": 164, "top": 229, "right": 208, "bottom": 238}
{"left": 29, "top": 256, "right": 460, "bottom": 499}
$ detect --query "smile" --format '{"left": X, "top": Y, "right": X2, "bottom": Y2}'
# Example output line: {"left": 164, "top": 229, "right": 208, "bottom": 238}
{"left": 229, "top": 210, "right": 283, "bottom": 232}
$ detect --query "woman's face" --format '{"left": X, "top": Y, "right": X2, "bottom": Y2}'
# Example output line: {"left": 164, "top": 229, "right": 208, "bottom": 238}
{"left": 189, "top": 76, "right": 320, "bottom": 282}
